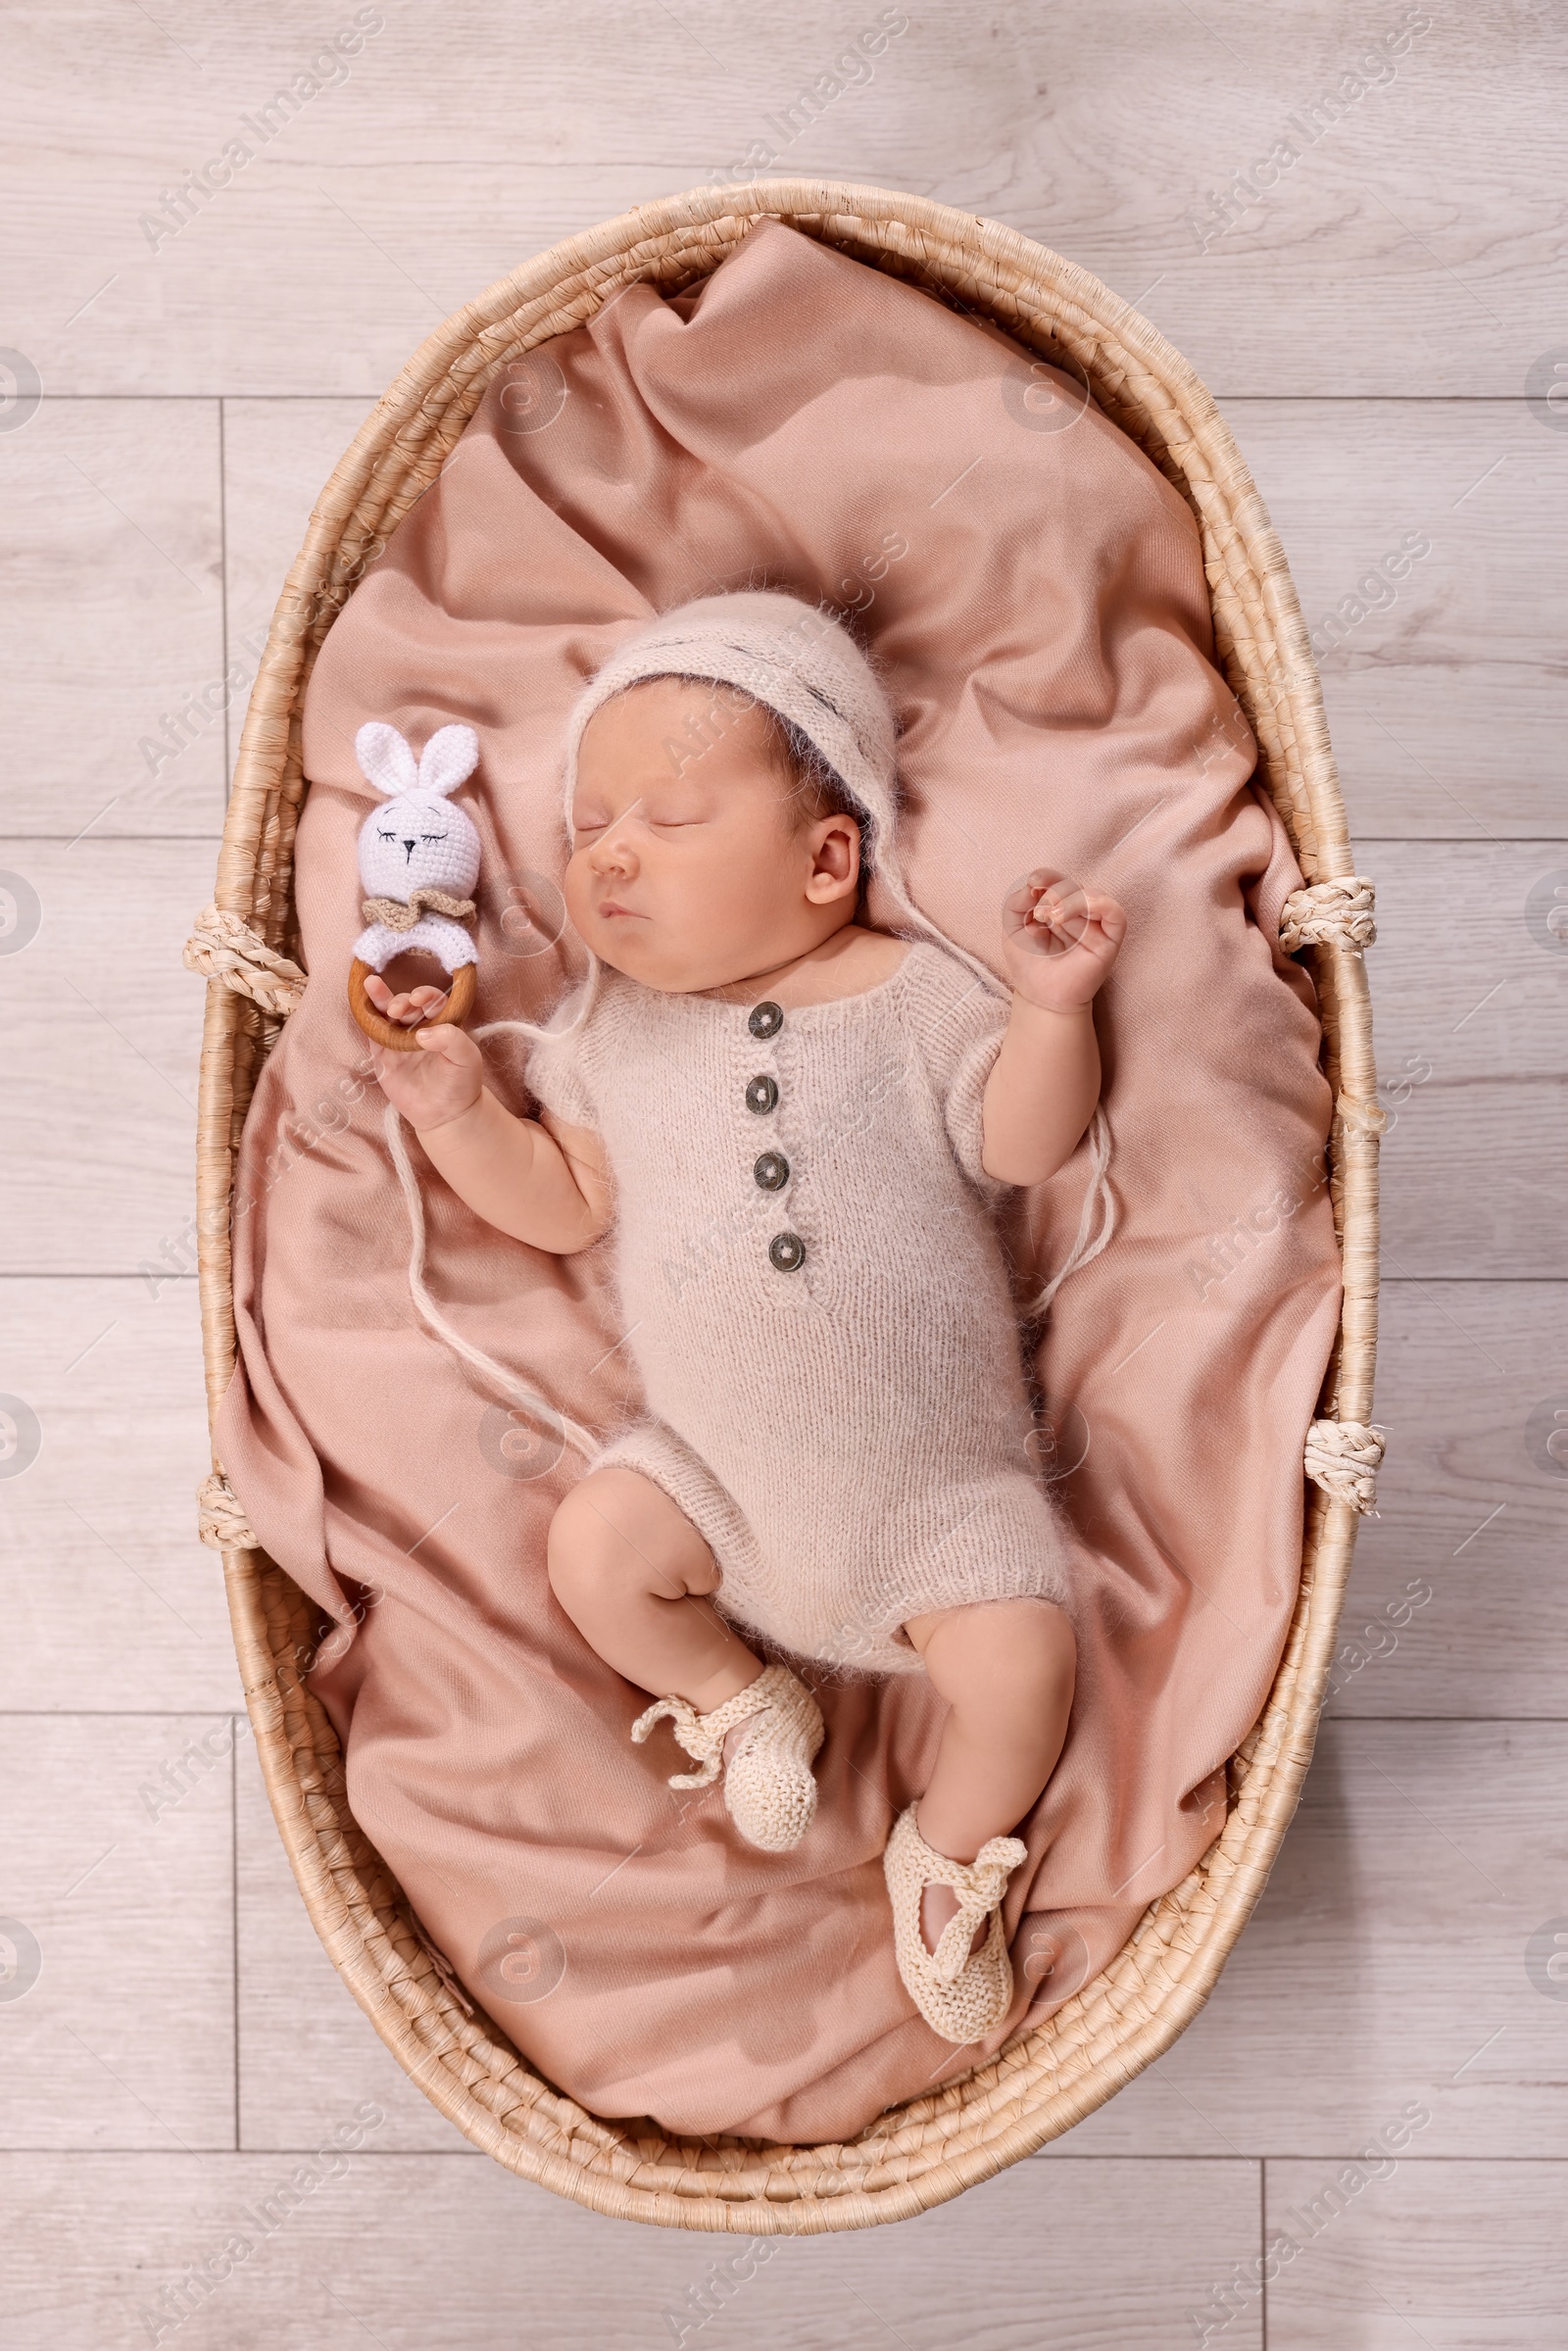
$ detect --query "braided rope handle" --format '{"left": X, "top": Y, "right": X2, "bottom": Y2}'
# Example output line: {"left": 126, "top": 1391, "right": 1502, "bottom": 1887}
{"left": 197, "top": 1469, "right": 260, "bottom": 1551}
{"left": 183, "top": 904, "right": 308, "bottom": 1017}
{"left": 1279, "top": 876, "right": 1377, "bottom": 953}
{"left": 1304, "top": 1419, "right": 1386, "bottom": 1515}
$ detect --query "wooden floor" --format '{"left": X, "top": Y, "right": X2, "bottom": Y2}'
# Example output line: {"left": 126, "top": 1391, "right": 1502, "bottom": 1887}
{"left": 3, "top": 3, "right": 1565, "bottom": 2343}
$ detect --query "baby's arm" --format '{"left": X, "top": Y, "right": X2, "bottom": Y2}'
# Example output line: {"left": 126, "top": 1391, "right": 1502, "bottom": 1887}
{"left": 368, "top": 1019, "right": 612, "bottom": 1254}
{"left": 981, "top": 870, "right": 1127, "bottom": 1188}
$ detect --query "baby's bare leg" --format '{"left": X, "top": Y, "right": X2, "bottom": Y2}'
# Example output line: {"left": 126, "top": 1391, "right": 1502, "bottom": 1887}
{"left": 902, "top": 1597, "right": 1076, "bottom": 1951}
{"left": 547, "top": 1465, "right": 762, "bottom": 1710}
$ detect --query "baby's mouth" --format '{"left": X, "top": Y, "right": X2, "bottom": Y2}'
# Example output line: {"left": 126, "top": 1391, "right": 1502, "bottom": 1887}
{"left": 596, "top": 899, "right": 647, "bottom": 921}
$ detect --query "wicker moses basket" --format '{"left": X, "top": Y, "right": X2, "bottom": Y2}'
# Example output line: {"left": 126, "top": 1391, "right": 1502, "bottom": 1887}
{"left": 189, "top": 180, "right": 1382, "bottom": 2231}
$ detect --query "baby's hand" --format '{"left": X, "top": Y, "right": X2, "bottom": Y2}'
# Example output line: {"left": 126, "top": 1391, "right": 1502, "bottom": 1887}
{"left": 1001, "top": 869, "right": 1127, "bottom": 1011}
{"left": 361, "top": 975, "right": 484, "bottom": 1130}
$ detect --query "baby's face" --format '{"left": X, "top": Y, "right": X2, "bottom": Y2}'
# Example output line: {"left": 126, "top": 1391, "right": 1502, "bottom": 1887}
{"left": 565, "top": 677, "right": 860, "bottom": 993}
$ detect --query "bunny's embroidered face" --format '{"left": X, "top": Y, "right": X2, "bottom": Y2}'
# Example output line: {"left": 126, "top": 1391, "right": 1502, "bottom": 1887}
{"left": 355, "top": 721, "right": 483, "bottom": 903}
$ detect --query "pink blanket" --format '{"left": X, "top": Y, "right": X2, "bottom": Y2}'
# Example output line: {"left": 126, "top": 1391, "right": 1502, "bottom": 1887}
{"left": 218, "top": 220, "right": 1339, "bottom": 2143}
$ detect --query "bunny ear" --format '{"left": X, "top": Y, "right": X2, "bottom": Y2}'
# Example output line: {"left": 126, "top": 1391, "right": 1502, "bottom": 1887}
{"left": 416, "top": 723, "right": 480, "bottom": 799}
{"left": 355, "top": 721, "right": 419, "bottom": 798}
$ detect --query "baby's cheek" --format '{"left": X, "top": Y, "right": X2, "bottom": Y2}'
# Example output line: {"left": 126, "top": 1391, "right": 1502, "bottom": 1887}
{"left": 727, "top": 830, "right": 802, "bottom": 918}
{"left": 561, "top": 856, "right": 593, "bottom": 925}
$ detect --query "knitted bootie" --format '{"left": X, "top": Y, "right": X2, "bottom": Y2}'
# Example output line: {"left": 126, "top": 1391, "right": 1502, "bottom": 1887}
{"left": 631, "top": 1663, "right": 824, "bottom": 1853}
{"left": 883, "top": 1802, "right": 1029, "bottom": 2043}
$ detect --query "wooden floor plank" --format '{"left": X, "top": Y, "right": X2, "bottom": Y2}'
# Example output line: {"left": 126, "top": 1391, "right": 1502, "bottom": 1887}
{"left": 0, "top": 400, "right": 224, "bottom": 838}
{"left": 3, "top": 848, "right": 1556, "bottom": 1281}
{"left": 0, "top": 2150, "right": 1263, "bottom": 2350}
{"left": 0, "top": 1714, "right": 234, "bottom": 2151}
{"left": 1267, "top": 2159, "right": 1568, "bottom": 2348}
{"left": 215, "top": 399, "right": 1568, "bottom": 847}
{"left": 6, "top": 3, "right": 1562, "bottom": 398}
{"left": 1049, "top": 1721, "right": 1568, "bottom": 2160}
{"left": 1230, "top": 400, "right": 1568, "bottom": 840}
{"left": 1368, "top": 840, "right": 1567, "bottom": 1277}
{"left": 0, "top": 841, "right": 210, "bottom": 1274}
{"left": 7, "top": 412, "right": 1556, "bottom": 878}
{"left": 220, "top": 398, "right": 368, "bottom": 786}
{"left": 1328, "top": 1282, "right": 1568, "bottom": 1720}
{"left": 0, "top": 1278, "right": 240, "bottom": 1713}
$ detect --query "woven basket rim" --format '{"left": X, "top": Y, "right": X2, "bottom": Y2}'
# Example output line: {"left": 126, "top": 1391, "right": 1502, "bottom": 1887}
{"left": 195, "top": 177, "right": 1378, "bottom": 2230}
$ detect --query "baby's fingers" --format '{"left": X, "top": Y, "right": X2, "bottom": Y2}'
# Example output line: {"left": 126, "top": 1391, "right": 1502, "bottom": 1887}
{"left": 363, "top": 972, "right": 437, "bottom": 1015}
{"left": 393, "top": 985, "right": 448, "bottom": 1022}
{"left": 414, "top": 1023, "right": 464, "bottom": 1058}
{"left": 414, "top": 1023, "right": 481, "bottom": 1078}
{"left": 368, "top": 978, "right": 450, "bottom": 1026}
{"left": 1004, "top": 869, "right": 1092, "bottom": 956}
{"left": 1080, "top": 892, "right": 1129, "bottom": 947}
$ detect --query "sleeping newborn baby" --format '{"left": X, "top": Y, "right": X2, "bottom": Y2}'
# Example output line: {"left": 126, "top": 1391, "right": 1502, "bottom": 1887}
{"left": 365, "top": 592, "right": 1126, "bottom": 2042}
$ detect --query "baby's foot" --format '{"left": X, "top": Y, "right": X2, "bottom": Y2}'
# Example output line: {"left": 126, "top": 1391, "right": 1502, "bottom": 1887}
{"left": 631, "top": 1664, "right": 824, "bottom": 1853}
{"left": 883, "top": 1803, "right": 1028, "bottom": 2043}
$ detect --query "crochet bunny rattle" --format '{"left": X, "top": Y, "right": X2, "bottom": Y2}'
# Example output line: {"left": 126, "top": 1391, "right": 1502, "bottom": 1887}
{"left": 348, "top": 720, "right": 482, "bottom": 1052}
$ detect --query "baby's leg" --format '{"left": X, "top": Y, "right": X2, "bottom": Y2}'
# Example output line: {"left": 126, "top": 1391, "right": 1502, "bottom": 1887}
{"left": 902, "top": 1598, "right": 1076, "bottom": 1950}
{"left": 547, "top": 1465, "right": 762, "bottom": 1710}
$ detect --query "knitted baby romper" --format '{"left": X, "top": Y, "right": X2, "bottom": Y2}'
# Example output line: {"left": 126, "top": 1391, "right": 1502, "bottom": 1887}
{"left": 525, "top": 936, "right": 1073, "bottom": 1678}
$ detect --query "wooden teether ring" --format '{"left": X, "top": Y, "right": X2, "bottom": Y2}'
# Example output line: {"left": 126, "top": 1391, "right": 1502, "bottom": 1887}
{"left": 348, "top": 957, "right": 477, "bottom": 1052}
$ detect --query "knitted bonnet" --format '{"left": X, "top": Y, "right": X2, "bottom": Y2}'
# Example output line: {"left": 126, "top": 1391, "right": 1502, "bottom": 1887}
{"left": 552, "top": 589, "right": 1007, "bottom": 1017}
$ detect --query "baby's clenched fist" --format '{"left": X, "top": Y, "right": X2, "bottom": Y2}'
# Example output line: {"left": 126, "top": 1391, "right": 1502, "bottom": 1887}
{"left": 1000, "top": 868, "right": 1127, "bottom": 1013}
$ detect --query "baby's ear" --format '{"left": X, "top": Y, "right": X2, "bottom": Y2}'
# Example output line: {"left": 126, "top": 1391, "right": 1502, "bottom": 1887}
{"left": 416, "top": 724, "right": 480, "bottom": 800}
{"left": 356, "top": 721, "right": 419, "bottom": 799}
